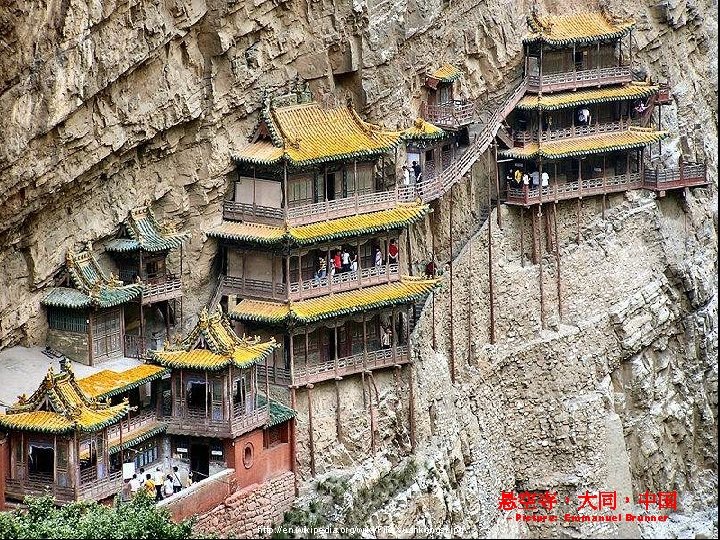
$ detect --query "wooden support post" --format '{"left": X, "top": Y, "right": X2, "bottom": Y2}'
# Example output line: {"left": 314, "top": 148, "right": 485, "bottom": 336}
{"left": 307, "top": 385, "right": 316, "bottom": 477}
{"left": 537, "top": 205, "right": 546, "bottom": 330}
{"left": 531, "top": 207, "right": 538, "bottom": 265}
{"left": 431, "top": 222, "right": 436, "bottom": 349}
{"left": 520, "top": 207, "right": 525, "bottom": 267}
{"left": 333, "top": 320, "right": 339, "bottom": 378}
{"left": 367, "top": 375, "right": 376, "bottom": 455}
{"left": 449, "top": 185, "right": 455, "bottom": 383}
{"left": 335, "top": 380, "right": 342, "bottom": 442}
{"left": 468, "top": 233, "right": 473, "bottom": 359}
{"left": 576, "top": 198, "right": 582, "bottom": 244}
{"left": 488, "top": 200, "right": 496, "bottom": 344}
{"left": 289, "top": 333, "right": 295, "bottom": 386}
{"left": 553, "top": 203, "right": 562, "bottom": 322}
{"left": 408, "top": 365, "right": 416, "bottom": 451}
{"left": 304, "top": 327, "right": 309, "bottom": 382}
{"left": 494, "top": 142, "right": 502, "bottom": 228}
{"left": 179, "top": 246, "right": 183, "bottom": 331}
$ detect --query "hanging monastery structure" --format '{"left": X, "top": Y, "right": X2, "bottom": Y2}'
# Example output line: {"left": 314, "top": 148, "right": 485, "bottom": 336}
{"left": 0, "top": 8, "right": 708, "bottom": 534}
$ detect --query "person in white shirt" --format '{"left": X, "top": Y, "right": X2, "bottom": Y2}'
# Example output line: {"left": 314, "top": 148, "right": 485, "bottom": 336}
{"left": 129, "top": 473, "right": 141, "bottom": 495}
{"left": 163, "top": 475, "right": 174, "bottom": 498}
{"left": 153, "top": 466, "right": 165, "bottom": 501}
{"left": 541, "top": 171, "right": 549, "bottom": 187}
{"left": 402, "top": 165, "right": 411, "bottom": 186}
{"left": 374, "top": 248, "right": 383, "bottom": 267}
{"left": 341, "top": 249, "right": 351, "bottom": 272}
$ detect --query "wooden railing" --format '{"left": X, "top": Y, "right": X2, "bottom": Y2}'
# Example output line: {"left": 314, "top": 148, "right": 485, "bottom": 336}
{"left": 644, "top": 163, "right": 708, "bottom": 190}
{"left": 527, "top": 66, "right": 632, "bottom": 93}
{"left": 287, "top": 263, "right": 400, "bottom": 301}
{"left": 424, "top": 100, "right": 475, "bottom": 128}
{"left": 221, "top": 275, "right": 286, "bottom": 300}
{"left": 506, "top": 173, "right": 643, "bottom": 205}
{"left": 165, "top": 404, "right": 269, "bottom": 438}
{"left": 142, "top": 275, "right": 182, "bottom": 304}
{"left": 415, "top": 78, "right": 528, "bottom": 203}
{"left": 513, "top": 120, "right": 630, "bottom": 146}
{"left": 286, "top": 187, "right": 417, "bottom": 225}
{"left": 5, "top": 476, "right": 76, "bottom": 503}
{"left": 222, "top": 187, "right": 418, "bottom": 228}
{"left": 79, "top": 470, "right": 123, "bottom": 501}
{"left": 106, "top": 409, "right": 158, "bottom": 442}
{"left": 292, "top": 345, "right": 410, "bottom": 386}
{"left": 223, "top": 201, "right": 284, "bottom": 223}
{"left": 257, "top": 364, "right": 292, "bottom": 385}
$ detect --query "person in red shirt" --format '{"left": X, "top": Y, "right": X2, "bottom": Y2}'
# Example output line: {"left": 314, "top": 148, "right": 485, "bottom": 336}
{"left": 388, "top": 239, "right": 399, "bottom": 264}
{"left": 333, "top": 250, "right": 342, "bottom": 274}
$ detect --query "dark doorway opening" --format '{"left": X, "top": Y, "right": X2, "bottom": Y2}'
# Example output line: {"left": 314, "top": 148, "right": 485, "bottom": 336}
{"left": 190, "top": 443, "right": 210, "bottom": 481}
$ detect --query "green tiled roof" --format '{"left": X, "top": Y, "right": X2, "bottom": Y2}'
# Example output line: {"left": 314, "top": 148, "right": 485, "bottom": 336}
{"left": 259, "top": 396, "right": 297, "bottom": 427}
{"left": 41, "top": 248, "right": 143, "bottom": 309}
{"left": 108, "top": 423, "right": 167, "bottom": 455}
{"left": 105, "top": 206, "right": 189, "bottom": 253}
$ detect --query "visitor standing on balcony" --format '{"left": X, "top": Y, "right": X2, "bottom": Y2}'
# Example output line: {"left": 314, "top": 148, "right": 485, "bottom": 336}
{"left": 388, "top": 239, "right": 399, "bottom": 265}
{"left": 333, "top": 250, "right": 342, "bottom": 275}
{"left": 381, "top": 326, "right": 391, "bottom": 349}
{"left": 541, "top": 171, "right": 549, "bottom": 188}
{"left": 412, "top": 161, "right": 422, "bottom": 183}
{"left": 316, "top": 256, "right": 327, "bottom": 281}
{"left": 578, "top": 107, "right": 591, "bottom": 126}
{"left": 341, "top": 248, "right": 351, "bottom": 272}
{"left": 351, "top": 251, "right": 358, "bottom": 273}
{"left": 402, "top": 165, "right": 411, "bottom": 186}
{"left": 374, "top": 247, "right": 383, "bottom": 267}
{"left": 514, "top": 168, "right": 523, "bottom": 187}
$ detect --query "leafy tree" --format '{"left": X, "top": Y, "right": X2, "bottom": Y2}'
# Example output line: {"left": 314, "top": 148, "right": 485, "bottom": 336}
{"left": 0, "top": 491, "right": 195, "bottom": 539}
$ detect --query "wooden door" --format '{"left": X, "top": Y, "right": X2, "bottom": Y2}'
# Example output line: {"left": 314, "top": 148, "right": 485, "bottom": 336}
{"left": 93, "top": 309, "right": 122, "bottom": 359}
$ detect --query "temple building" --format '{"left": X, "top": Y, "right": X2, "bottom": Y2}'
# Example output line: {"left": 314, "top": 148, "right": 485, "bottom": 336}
{"left": 42, "top": 247, "right": 144, "bottom": 365}
{"left": 105, "top": 205, "right": 190, "bottom": 357}
{"left": 209, "top": 87, "right": 439, "bottom": 475}
{"left": 421, "top": 64, "right": 474, "bottom": 133}
{"left": 149, "top": 307, "right": 295, "bottom": 486}
{"left": 498, "top": 10, "right": 707, "bottom": 206}
{"left": 0, "top": 360, "right": 168, "bottom": 503}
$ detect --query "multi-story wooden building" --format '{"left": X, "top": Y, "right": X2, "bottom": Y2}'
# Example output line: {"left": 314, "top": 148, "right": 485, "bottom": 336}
{"left": 42, "top": 247, "right": 144, "bottom": 365}
{"left": 421, "top": 64, "right": 474, "bottom": 132}
{"left": 150, "top": 307, "right": 295, "bottom": 485}
{"left": 208, "top": 88, "right": 439, "bottom": 474}
{"left": 0, "top": 360, "right": 168, "bottom": 503}
{"left": 498, "top": 10, "right": 707, "bottom": 206}
{"left": 105, "top": 205, "right": 190, "bottom": 357}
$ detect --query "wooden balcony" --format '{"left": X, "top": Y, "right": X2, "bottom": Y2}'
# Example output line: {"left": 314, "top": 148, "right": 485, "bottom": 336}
{"left": 527, "top": 66, "right": 632, "bottom": 93}
{"left": 106, "top": 409, "right": 159, "bottom": 443}
{"left": 222, "top": 187, "right": 417, "bottom": 227}
{"left": 291, "top": 345, "right": 410, "bottom": 387}
{"left": 287, "top": 264, "right": 400, "bottom": 301}
{"left": 424, "top": 100, "right": 475, "bottom": 128}
{"left": 165, "top": 404, "right": 269, "bottom": 439}
{"left": 221, "top": 275, "right": 287, "bottom": 301}
{"left": 505, "top": 164, "right": 708, "bottom": 206}
{"left": 223, "top": 201, "right": 284, "bottom": 225}
{"left": 513, "top": 120, "right": 630, "bottom": 146}
{"left": 643, "top": 163, "right": 708, "bottom": 192}
{"left": 6, "top": 470, "right": 123, "bottom": 504}
{"left": 505, "top": 173, "right": 643, "bottom": 206}
{"left": 141, "top": 275, "right": 182, "bottom": 305}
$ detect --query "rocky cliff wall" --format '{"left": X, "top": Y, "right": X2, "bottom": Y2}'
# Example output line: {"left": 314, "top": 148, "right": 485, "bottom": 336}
{"left": 1, "top": 0, "right": 717, "bottom": 537}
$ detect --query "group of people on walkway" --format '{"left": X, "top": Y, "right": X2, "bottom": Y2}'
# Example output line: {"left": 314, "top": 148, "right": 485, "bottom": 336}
{"left": 401, "top": 161, "right": 422, "bottom": 185}
{"left": 506, "top": 168, "right": 549, "bottom": 190}
{"left": 122, "top": 464, "right": 193, "bottom": 502}
{"left": 314, "top": 241, "right": 400, "bottom": 281}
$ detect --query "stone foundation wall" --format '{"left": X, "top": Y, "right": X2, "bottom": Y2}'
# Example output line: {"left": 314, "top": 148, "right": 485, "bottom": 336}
{"left": 46, "top": 329, "right": 89, "bottom": 364}
{"left": 193, "top": 471, "right": 296, "bottom": 538}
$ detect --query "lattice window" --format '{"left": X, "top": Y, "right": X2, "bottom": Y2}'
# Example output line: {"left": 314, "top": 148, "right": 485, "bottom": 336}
{"left": 48, "top": 309, "right": 88, "bottom": 333}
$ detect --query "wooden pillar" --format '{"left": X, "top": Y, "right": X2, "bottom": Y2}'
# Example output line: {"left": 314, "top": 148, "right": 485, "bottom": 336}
{"left": 576, "top": 198, "right": 582, "bottom": 244}
{"left": 596, "top": 41, "right": 601, "bottom": 84}
{"left": 391, "top": 309, "right": 397, "bottom": 364}
{"left": 494, "top": 142, "right": 502, "bottom": 228}
{"left": 335, "top": 380, "right": 342, "bottom": 442}
{"left": 304, "top": 327, "right": 309, "bottom": 381}
{"left": 602, "top": 155, "right": 607, "bottom": 219}
{"left": 333, "top": 320, "right": 339, "bottom": 378}
{"left": 285, "top": 253, "right": 291, "bottom": 299}
{"left": 531, "top": 207, "right": 538, "bottom": 265}
{"left": 361, "top": 313, "right": 368, "bottom": 408}
{"left": 520, "top": 207, "right": 525, "bottom": 267}
{"left": 164, "top": 301, "right": 170, "bottom": 339}
{"left": 488, "top": 197, "right": 495, "bottom": 344}
{"left": 367, "top": 374, "right": 376, "bottom": 455}
{"left": 431, "top": 221, "right": 436, "bottom": 349}
{"left": 408, "top": 365, "right": 416, "bottom": 451}
{"left": 179, "top": 246, "right": 183, "bottom": 331}
{"left": 537, "top": 205, "right": 546, "bottom": 330}
{"left": 554, "top": 203, "right": 562, "bottom": 322}
{"left": 283, "top": 161, "right": 289, "bottom": 219}
{"left": 289, "top": 332, "right": 295, "bottom": 386}
{"left": 449, "top": 185, "right": 455, "bottom": 383}
{"left": 539, "top": 43, "right": 544, "bottom": 95}
{"left": 87, "top": 310, "right": 94, "bottom": 366}
{"left": 307, "top": 385, "right": 316, "bottom": 477}
{"left": 629, "top": 29, "right": 633, "bottom": 67}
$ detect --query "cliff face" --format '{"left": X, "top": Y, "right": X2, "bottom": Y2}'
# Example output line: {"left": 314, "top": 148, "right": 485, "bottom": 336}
{"left": 0, "top": 0, "right": 716, "bottom": 537}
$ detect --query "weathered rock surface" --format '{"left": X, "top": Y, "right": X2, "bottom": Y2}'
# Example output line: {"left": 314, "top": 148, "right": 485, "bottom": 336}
{"left": 0, "top": 0, "right": 716, "bottom": 537}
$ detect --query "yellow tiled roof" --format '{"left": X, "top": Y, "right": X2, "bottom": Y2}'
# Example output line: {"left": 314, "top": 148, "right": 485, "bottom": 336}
{"left": 77, "top": 364, "right": 169, "bottom": 399}
{"left": 525, "top": 11, "right": 634, "bottom": 45}
{"left": 499, "top": 129, "right": 669, "bottom": 160}
{"left": 401, "top": 118, "right": 446, "bottom": 141}
{"left": 516, "top": 83, "right": 659, "bottom": 111}
{"left": 151, "top": 307, "right": 276, "bottom": 370}
{"left": 235, "top": 102, "right": 400, "bottom": 167}
{"left": 230, "top": 278, "right": 440, "bottom": 324}
{"left": 209, "top": 203, "right": 430, "bottom": 247}
{"left": 0, "top": 365, "right": 128, "bottom": 434}
{"left": 429, "top": 64, "right": 462, "bottom": 83}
